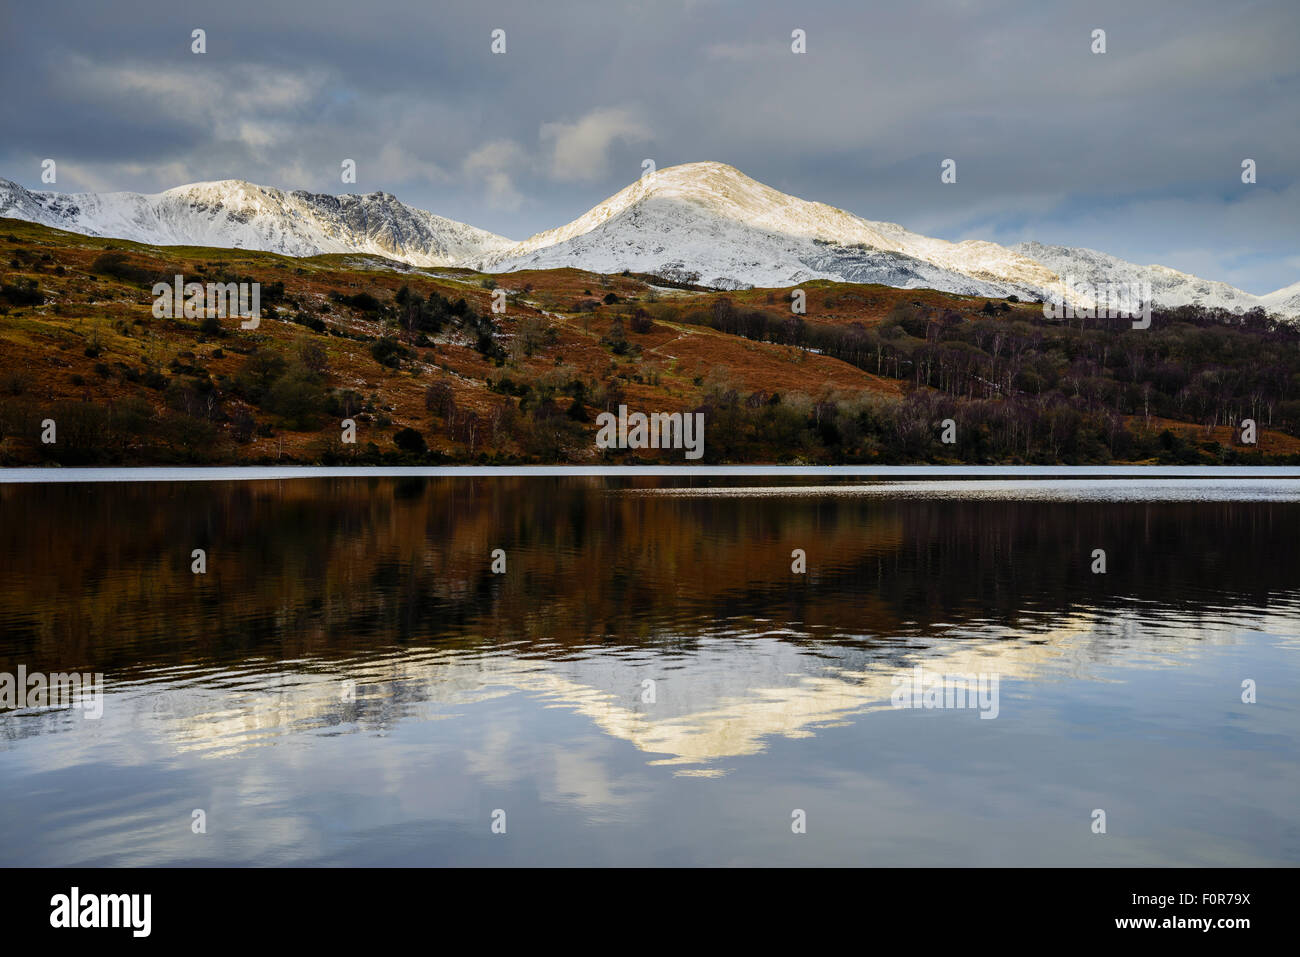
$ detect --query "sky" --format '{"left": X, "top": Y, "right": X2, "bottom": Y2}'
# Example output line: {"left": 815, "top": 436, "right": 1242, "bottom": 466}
{"left": 2, "top": 0, "right": 1297, "bottom": 294}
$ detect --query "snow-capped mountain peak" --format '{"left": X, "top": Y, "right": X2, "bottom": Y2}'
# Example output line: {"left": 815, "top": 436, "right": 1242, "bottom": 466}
{"left": 505, "top": 161, "right": 906, "bottom": 255}
{"left": 1, "top": 166, "right": 1294, "bottom": 317}
{"left": 474, "top": 162, "right": 1068, "bottom": 297}
{"left": 0, "top": 176, "right": 515, "bottom": 266}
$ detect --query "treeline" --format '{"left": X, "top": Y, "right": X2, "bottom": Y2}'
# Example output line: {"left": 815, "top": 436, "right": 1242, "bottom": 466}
{"left": 0, "top": 395, "right": 216, "bottom": 464}
{"left": 660, "top": 296, "right": 1300, "bottom": 439}
{"left": 682, "top": 381, "right": 1282, "bottom": 464}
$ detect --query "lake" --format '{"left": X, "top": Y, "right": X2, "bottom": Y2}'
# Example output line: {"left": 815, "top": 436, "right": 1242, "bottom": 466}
{"left": 1, "top": 476, "right": 1297, "bottom": 866}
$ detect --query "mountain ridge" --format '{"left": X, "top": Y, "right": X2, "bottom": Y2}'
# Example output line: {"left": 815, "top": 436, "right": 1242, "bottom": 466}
{"left": 2, "top": 163, "right": 1294, "bottom": 317}
{"left": 0, "top": 176, "right": 514, "bottom": 267}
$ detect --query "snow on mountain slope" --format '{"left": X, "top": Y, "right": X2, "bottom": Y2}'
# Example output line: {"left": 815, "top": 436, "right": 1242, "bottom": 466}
{"left": 488, "top": 162, "right": 900, "bottom": 257}
{"left": 0, "top": 177, "right": 514, "bottom": 266}
{"left": 474, "top": 162, "right": 1066, "bottom": 299}
{"left": 475, "top": 163, "right": 1295, "bottom": 316}
{"left": 473, "top": 191, "right": 1016, "bottom": 295}
{"left": 1012, "top": 241, "right": 1270, "bottom": 315}
{"left": 1261, "top": 280, "right": 1300, "bottom": 317}
{"left": 3, "top": 164, "right": 1295, "bottom": 318}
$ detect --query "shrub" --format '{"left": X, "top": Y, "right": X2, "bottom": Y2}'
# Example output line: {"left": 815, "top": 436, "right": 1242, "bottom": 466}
{"left": 297, "top": 341, "right": 329, "bottom": 374}
{"left": 234, "top": 349, "right": 287, "bottom": 401}
{"left": 89, "top": 251, "right": 155, "bottom": 285}
{"left": 393, "top": 427, "right": 427, "bottom": 455}
{"left": 336, "top": 291, "right": 382, "bottom": 312}
{"left": 326, "top": 389, "right": 364, "bottom": 418}
{"left": 230, "top": 410, "right": 256, "bottom": 443}
{"left": 262, "top": 367, "right": 328, "bottom": 429}
{"left": 0, "top": 279, "right": 43, "bottom": 306}
{"left": 629, "top": 308, "right": 654, "bottom": 333}
{"left": 425, "top": 380, "right": 456, "bottom": 419}
{"left": 370, "top": 337, "right": 409, "bottom": 369}
{"left": 163, "top": 414, "right": 218, "bottom": 461}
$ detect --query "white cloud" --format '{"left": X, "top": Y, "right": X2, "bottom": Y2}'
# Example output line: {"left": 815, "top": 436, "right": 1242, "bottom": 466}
{"left": 61, "top": 55, "right": 322, "bottom": 120}
{"left": 462, "top": 139, "right": 529, "bottom": 210}
{"left": 540, "top": 107, "right": 651, "bottom": 183}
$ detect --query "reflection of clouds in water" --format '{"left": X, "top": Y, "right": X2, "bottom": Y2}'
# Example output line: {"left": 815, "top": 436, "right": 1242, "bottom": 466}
{"left": 65, "top": 604, "right": 1283, "bottom": 780}
{"left": 2, "top": 614, "right": 1297, "bottom": 866}
{"left": 465, "top": 719, "right": 528, "bottom": 789}
{"left": 544, "top": 743, "right": 652, "bottom": 822}
{"left": 5, "top": 481, "right": 1299, "bottom": 866}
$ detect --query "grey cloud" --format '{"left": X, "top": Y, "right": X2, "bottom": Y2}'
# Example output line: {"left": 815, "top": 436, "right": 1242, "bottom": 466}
{"left": 0, "top": 0, "right": 1295, "bottom": 292}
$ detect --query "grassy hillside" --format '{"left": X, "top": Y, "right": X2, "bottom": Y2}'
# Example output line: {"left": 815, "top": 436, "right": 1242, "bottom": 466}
{"left": 1, "top": 216, "right": 1298, "bottom": 465}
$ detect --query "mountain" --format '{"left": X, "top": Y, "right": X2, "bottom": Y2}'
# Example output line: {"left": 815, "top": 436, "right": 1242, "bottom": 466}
{"left": 1012, "top": 241, "right": 1267, "bottom": 315}
{"left": 472, "top": 162, "right": 1066, "bottom": 300}
{"left": 474, "top": 163, "right": 1295, "bottom": 315}
{"left": 1261, "top": 280, "right": 1300, "bottom": 317}
{"left": 2, "top": 164, "right": 1295, "bottom": 317}
{"left": 0, "top": 177, "right": 513, "bottom": 266}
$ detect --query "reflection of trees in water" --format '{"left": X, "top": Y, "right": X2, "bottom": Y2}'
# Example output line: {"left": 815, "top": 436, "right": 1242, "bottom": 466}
{"left": 1, "top": 480, "right": 1296, "bottom": 676}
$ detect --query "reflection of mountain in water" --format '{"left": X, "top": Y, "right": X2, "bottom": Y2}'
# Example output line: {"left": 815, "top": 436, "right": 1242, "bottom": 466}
{"left": 2, "top": 478, "right": 1299, "bottom": 768}
{"left": 101, "top": 602, "right": 1290, "bottom": 769}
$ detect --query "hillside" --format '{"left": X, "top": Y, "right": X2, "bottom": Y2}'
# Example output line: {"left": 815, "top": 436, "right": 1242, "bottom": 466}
{"left": 1, "top": 216, "right": 1298, "bottom": 466}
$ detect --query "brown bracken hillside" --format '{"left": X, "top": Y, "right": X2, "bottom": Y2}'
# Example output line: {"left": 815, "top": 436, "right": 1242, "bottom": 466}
{"left": 1, "top": 217, "right": 1297, "bottom": 465}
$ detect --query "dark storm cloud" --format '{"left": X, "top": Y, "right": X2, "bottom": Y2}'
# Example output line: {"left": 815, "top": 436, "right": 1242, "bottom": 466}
{"left": 1, "top": 0, "right": 1296, "bottom": 292}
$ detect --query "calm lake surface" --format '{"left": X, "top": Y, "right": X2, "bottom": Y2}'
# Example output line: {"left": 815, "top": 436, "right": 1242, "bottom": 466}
{"left": 1, "top": 477, "right": 1297, "bottom": 866}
